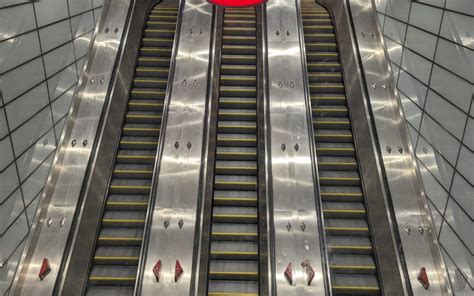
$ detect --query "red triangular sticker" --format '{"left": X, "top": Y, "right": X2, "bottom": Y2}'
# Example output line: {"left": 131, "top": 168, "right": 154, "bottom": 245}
{"left": 284, "top": 262, "right": 293, "bottom": 285}
{"left": 417, "top": 267, "right": 429, "bottom": 289}
{"left": 152, "top": 260, "right": 162, "bottom": 282}
{"left": 39, "top": 258, "right": 51, "bottom": 280}
{"left": 175, "top": 260, "right": 183, "bottom": 282}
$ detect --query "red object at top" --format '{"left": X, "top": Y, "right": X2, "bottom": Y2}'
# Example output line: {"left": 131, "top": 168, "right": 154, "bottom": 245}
{"left": 208, "top": 0, "right": 267, "bottom": 7}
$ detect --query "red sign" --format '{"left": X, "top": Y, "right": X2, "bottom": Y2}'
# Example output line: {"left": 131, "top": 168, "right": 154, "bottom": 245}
{"left": 208, "top": 0, "right": 267, "bottom": 7}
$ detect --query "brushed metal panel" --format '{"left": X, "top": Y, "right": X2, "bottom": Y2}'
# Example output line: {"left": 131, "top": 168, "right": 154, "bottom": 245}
{"left": 138, "top": 1, "right": 213, "bottom": 294}
{"left": 266, "top": 1, "right": 326, "bottom": 295}
{"left": 9, "top": 0, "right": 132, "bottom": 295}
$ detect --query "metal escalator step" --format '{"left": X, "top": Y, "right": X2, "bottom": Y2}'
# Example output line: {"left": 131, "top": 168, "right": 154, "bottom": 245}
{"left": 305, "top": 42, "right": 337, "bottom": 52}
{"left": 218, "top": 109, "right": 256, "bottom": 121}
{"left": 303, "top": 18, "right": 333, "bottom": 25}
{"left": 224, "top": 19, "right": 256, "bottom": 27}
{"left": 322, "top": 202, "right": 366, "bottom": 218}
{"left": 220, "top": 86, "right": 256, "bottom": 97}
{"left": 143, "top": 28, "right": 175, "bottom": 38}
{"left": 223, "top": 27, "right": 256, "bottom": 36}
{"left": 148, "top": 14, "right": 178, "bottom": 21}
{"left": 222, "top": 45, "right": 256, "bottom": 55}
{"left": 310, "top": 82, "right": 345, "bottom": 93}
{"left": 128, "top": 100, "right": 164, "bottom": 111}
{"left": 133, "top": 77, "right": 168, "bottom": 88}
{"left": 137, "top": 56, "right": 171, "bottom": 67}
{"left": 303, "top": 25, "right": 334, "bottom": 33}
{"left": 221, "top": 75, "right": 257, "bottom": 86}
{"left": 142, "top": 37, "right": 175, "bottom": 47}
{"left": 125, "top": 112, "right": 162, "bottom": 124}
{"left": 94, "top": 246, "right": 140, "bottom": 265}
{"left": 146, "top": 21, "right": 176, "bottom": 29}
{"left": 307, "top": 62, "right": 341, "bottom": 72}
{"left": 122, "top": 124, "right": 160, "bottom": 136}
{"left": 318, "top": 156, "right": 358, "bottom": 171}
{"left": 223, "top": 35, "right": 256, "bottom": 45}
{"left": 306, "top": 52, "right": 339, "bottom": 62}
{"left": 314, "top": 130, "right": 353, "bottom": 142}
{"left": 331, "top": 275, "right": 380, "bottom": 295}
{"left": 212, "top": 231, "right": 258, "bottom": 242}
{"left": 319, "top": 171, "right": 360, "bottom": 186}
{"left": 102, "top": 211, "right": 146, "bottom": 228}
{"left": 106, "top": 195, "right": 148, "bottom": 210}
{"left": 97, "top": 228, "right": 143, "bottom": 246}
{"left": 113, "top": 165, "right": 153, "bottom": 179}
{"left": 327, "top": 237, "right": 373, "bottom": 254}
{"left": 210, "top": 251, "right": 258, "bottom": 260}
{"left": 313, "top": 106, "right": 348, "bottom": 117}
{"left": 208, "top": 280, "right": 258, "bottom": 296}
{"left": 135, "top": 67, "right": 169, "bottom": 78}
{"left": 304, "top": 33, "right": 336, "bottom": 42}
{"left": 308, "top": 72, "right": 342, "bottom": 82}
{"left": 140, "top": 46, "right": 173, "bottom": 56}
{"left": 320, "top": 186, "right": 363, "bottom": 202}
{"left": 217, "top": 134, "right": 257, "bottom": 147}
{"left": 221, "top": 54, "right": 257, "bottom": 65}
{"left": 215, "top": 161, "right": 257, "bottom": 175}
{"left": 213, "top": 197, "right": 258, "bottom": 207}
{"left": 316, "top": 143, "right": 355, "bottom": 156}
{"left": 314, "top": 117, "right": 351, "bottom": 130}
{"left": 214, "top": 175, "right": 257, "bottom": 191}
{"left": 216, "top": 147, "right": 257, "bottom": 160}
{"left": 325, "top": 219, "right": 369, "bottom": 236}
{"left": 89, "top": 266, "right": 136, "bottom": 286}
{"left": 219, "top": 97, "right": 256, "bottom": 109}
{"left": 110, "top": 179, "right": 151, "bottom": 194}
{"left": 221, "top": 63, "right": 256, "bottom": 73}
{"left": 119, "top": 136, "right": 158, "bottom": 150}
{"left": 130, "top": 88, "right": 165, "bottom": 99}
{"left": 213, "top": 213, "right": 258, "bottom": 223}
{"left": 311, "top": 94, "right": 346, "bottom": 105}
{"left": 116, "top": 150, "right": 156, "bottom": 164}
{"left": 86, "top": 286, "right": 134, "bottom": 296}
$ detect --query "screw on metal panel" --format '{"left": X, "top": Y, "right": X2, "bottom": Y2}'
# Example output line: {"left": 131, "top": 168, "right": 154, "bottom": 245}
{"left": 71, "top": 140, "right": 77, "bottom": 147}
{"left": 286, "top": 222, "right": 292, "bottom": 231}
{"left": 398, "top": 146, "right": 403, "bottom": 153}
{"left": 286, "top": 30, "right": 291, "bottom": 37}
{"left": 164, "top": 220, "right": 170, "bottom": 229}
{"left": 278, "top": 81, "right": 283, "bottom": 88}
{"left": 90, "top": 77, "right": 95, "bottom": 84}
{"left": 178, "top": 219, "right": 184, "bottom": 229}
{"left": 294, "top": 143, "right": 299, "bottom": 151}
{"left": 371, "top": 83, "right": 376, "bottom": 89}
{"left": 422, "top": 146, "right": 428, "bottom": 154}
{"left": 300, "top": 222, "right": 306, "bottom": 232}
{"left": 83, "top": 140, "right": 88, "bottom": 147}
{"left": 425, "top": 225, "right": 432, "bottom": 233}
{"left": 289, "top": 81, "right": 294, "bottom": 88}
{"left": 105, "top": 27, "right": 109, "bottom": 33}
{"left": 187, "top": 141, "right": 192, "bottom": 149}
{"left": 47, "top": 217, "right": 53, "bottom": 227}
{"left": 182, "top": 79, "right": 187, "bottom": 86}
{"left": 174, "top": 141, "right": 179, "bottom": 149}
{"left": 100, "top": 78, "right": 104, "bottom": 84}
{"left": 193, "top": 80, "right": 198, "bottom": 87}
{"left": 404, "top": 225, "right": 411, "bottom": 235}
{"left": 382, "top": 84, "right": 387, "bottom": 90}
{"left": 199, "top": 28, "right": 203, "bottom": 34}
{"left": 60, "top": 217, "right": 65, "bottom": 227}
{"left": 281, "top": 143, "right": 286, "bottom": 151}
{"left": 361, "top": 31, "right": 365, "bottom": 37}
{"left": 189, "top": 28, "right": 193, "bottom": 34}
{"left": 386, "top": 145, "right": 392, "bottom": 153}
{"left": 369, "top": 32, "right": 374, "bottom": 38}
{"left": 276, "top": 30, "right": 280, "bottom": 36}
{"left": 418, "top": 225, "right": 424, "bottom": 235}
{"left": 114, "top": 27, "right": 119, "bottom": 34}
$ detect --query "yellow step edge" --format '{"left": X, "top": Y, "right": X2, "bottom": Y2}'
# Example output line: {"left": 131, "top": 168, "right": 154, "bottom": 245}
{"left": 325, "top": 227, "right": 368, "bottom": 231}
{"left": 89, "top": 277, "right": 135, "bottom": 281}
{"left": 221, "top": 77, "right": 256, "bottom": 81}
{"left": 308, "top": 63, "right": 340, "bottom": 66}
{"left": 126, "top": 114, "right": 162, "bottom": 119}
{"left": 131, "top": 90, "right": 165, "bottom": 95}
{"left": 110, "top": 185, "right": 151, "bottom": 189}
{"left": 120, "top": 141, "right": 158, "bottom": 145}
{"left": 313, "top": 108, "right": 347, "bottom": 112}
{"left": 94, "top": 256, "right": 139, "bottom": 261}
{"left": 214, "top": 197, "right": 257, "bottom": 202}
{"left": 314, "top": 121, "right": 350, "bottom": 124}
{"left": 319, "top": 162, "right": 357, "bottom": 166}
{"left": 215, "top": 166, "right": 257, "bottom": 170}
{"left": 330, "top": 265, "right": 376, "bottom": 270}
{"left": 319, "top": 177, "right": 360, "bottom": 181}
{"left": 147, "top": 21, "right": 176, "bottom": 25}
{"left": 306, "top": 42, "right": 337, "bottom": 46}
{"left": 215, "top": 181, "right": 257, "bottom": 186}
{"left": 134, "top": 79, "right": 167, "bottom": 83}
{"left": 311, "top": 96, "right": 345, "bottom": 100}
{"left": 138, "top": 57, "right": 170, "bottom": 61}
{"left": 129, "top": 102, "right": 163, "bottom": 107}
{"left": 212, "top": 232, "right": 257, "bottom": 236}
{"left": 144, "top": 29, "right": 175, "bottom": 32}
{"left": 332, "top": 285, "right": 380, "bottom": 291}
{"left": 321, "top": 192, "right": 362, "bottom": 196}
{"left": 216, "top": 152, "right": 257, "bottom": 156}
{"left": 103, "top": 219, "right": 146, "bottom": 223}
{"left": 213, "top": 214, "right": 258, "bottom": 218}
{"left": 218, "top": 138, "right": 256, "bottom": 142}
{"left": 208, "top": 293, "right": 257, "bottom": 296}
{"left": 308, "top": 53, "right": 338, "bottom": 56}
{"left": 315, "top": 134, "right": 352, "bottom": 138}
{"left": 303, "top": 25, "right": 334, "bottom": 29}
{"left": 309, "top": 73, "right": 342, "bottom": 77}
{"left": 141, "top": 47, "right": 171, "bottom": 52}
{"left": 107, "top": 201, "right": 148, "bottom": 206}
{"left": 219, "top": 112, "right": 256, "bottom": 116}
{"left": 219, "top": 100, "right": 256, "bottom": 104}
{"left": 310, "top": 84, "right": 344, "bottom": 88}
{"left": 136, "top": 69, "right": 168, "bottom": 73}
{"left": 323, "top": 209, "right": 366, "bottom": 214}
{"left": 117, "top": 155, "right": 155, "bottom": 159}
{"left": 123, "top": 128, "right": 160, "bottom": 132}
{"left": 98, "top": 237, "right": 142, "bottom": 241}
{"left": 219, "top": 125, "right": 256, "bottom": 129}
{"left": 210, "top": 251, "right": 258, "bottom": 255}
{"left": 317, "top": 147, "right": 354, "bottom": 151}
{"left": 330, "top": 245, "right": 372, "bottom": 250}
{"left": 114, "top": 170, "right": 153, "bottom": 174}
{"left": 224, "top": 35, "right": 256, "bottom": 39}
{"left": 209, "top": 271, "right": 258, "bottom": 276}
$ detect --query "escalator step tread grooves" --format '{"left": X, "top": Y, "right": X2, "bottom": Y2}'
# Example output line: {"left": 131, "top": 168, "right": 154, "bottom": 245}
{"left": 207, "top": 7, "right": 260, "bottom": 296}
{"left": 86, "top": 4, "right": 178, "bottom": 295}
{"left": 302, "top": 2, "right": 381, "bottom": 295}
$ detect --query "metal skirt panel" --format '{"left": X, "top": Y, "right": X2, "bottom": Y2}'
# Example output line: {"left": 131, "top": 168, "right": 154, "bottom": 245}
{"left": 265, "top": 0, "right": 327, "bottom": 294}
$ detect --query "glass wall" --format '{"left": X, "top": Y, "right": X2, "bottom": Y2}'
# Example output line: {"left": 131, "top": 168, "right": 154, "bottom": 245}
{"left": 375, "top": 0, "right": 473, "bottom": 293}
{"left": 0, "top": 0, "right": 102, "bottom": 293}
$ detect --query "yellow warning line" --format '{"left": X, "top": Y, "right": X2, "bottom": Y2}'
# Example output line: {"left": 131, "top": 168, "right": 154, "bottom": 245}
{"left": 99, "top": 237, "right": 142, "bottom": 241}
{"left": 325, "top": 227, "right": 368, "bottom": 231}
{"left": 211, "top": 251, "right": 258, "bottom": 255}
{"left": 117, "top": 155, "right": 155, "bottom": 159}
{"left": 215, "top": 181, "right": 257, "bottom": 186}
{"left": 89, "top": 277, "right": 135, "bottom": 281}
{"left": 315, "top": 134, "right": 352, "bottom": 138}
{"left": 94, "top": 256, "right": 139, "bottom": 261}
{"left": 332, "top": 285, "right": 380, "bottom": 291}
{"left": 103, "top": 219, "right": 146, "bottom": 223}
{"left": 331, "top": 245, "right": 372, "bottom": 250}
{"left": 218, "top": 138, "right": 256, "bottom": 142}
{"left": 320, "top": 177, "right": 360, "bottom": 181}
{"left": 331, "top": 265, "right": 376, "bottom": 270}
{"left": 323, "top": 209, "right": 366, "bottom": 214}
{"left": 114, "top": 170, "right": 153, "bottom": 174}
{"left": 214, "top": 197, "right": 257, "bottom": 202}
{"left": 319, "top": 162, "right": 357, "bottom": 166}
{"left": 120, "top": 141, "right": 158, "bottom": 145}
{"left": 209, "top": 271, "right": 258, "bottom": 276}
{"left": 107, "top": 201, "right": 148, "bottom": 206}
{"left": 321, "top": 192, "right": 362, "bottom": 196}
{"left": 215, "top": 166, "right": 257, "bottom": 170}
{"left": 213, "top": 214, "right": 258, "bottom": 219}
{"left": 110, "top": 185, "right": 151, "bottom": 189}
{"left": 212, "top": 232, "right": 257, "bottom": 237}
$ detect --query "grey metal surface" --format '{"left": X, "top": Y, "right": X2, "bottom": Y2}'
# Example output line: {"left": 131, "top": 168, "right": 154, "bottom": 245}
{"left": 319, "top": 0, "right": 452, "bottom": 294}
{"left": 265, "top": 1, "right": 326, "bottom": 294}
{"left": 59, "top": 0, "right": 156, "bottom": 294}
{"left": 138, "top": 0, "right": 214, "bottom": 294}
{"left": 9, "top": 1, "right": 132, "bottom": 295}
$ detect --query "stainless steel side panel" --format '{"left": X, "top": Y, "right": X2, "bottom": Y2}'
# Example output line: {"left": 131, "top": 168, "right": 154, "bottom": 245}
{"left": 9, "top": 1, "right": 132, "bottom": 295}
{"left": 320, "top": 0, "right": 452, "bottom": 294}
{"left": 265, "top": 1, "right": 326, "bottom": 294}
{"left": 138, "top": 1, "right": 213, "bottom": 294}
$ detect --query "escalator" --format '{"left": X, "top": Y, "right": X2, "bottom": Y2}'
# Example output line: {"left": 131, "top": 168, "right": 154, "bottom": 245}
{"left": 206, "top": 7, "right": 260, "bottom": 296}
{"left": 301, "top": 2, "right": 381, "bottom": 294}
{"left": 86, "top": 3, "right": 178, "bottom": 294}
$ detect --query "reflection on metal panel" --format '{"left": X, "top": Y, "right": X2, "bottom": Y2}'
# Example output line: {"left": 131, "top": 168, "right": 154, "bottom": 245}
{"left": 265, "top": 0, "right": 326, "bottom": 294}
{"left": 321, "top": 0, "right": 452, "bottom": 294}
{"left": 9, "top": 0, "right": 132, "bottom": 295}
{"left": 139, "top": 0, "right": 213, "bottom": 294}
